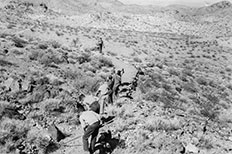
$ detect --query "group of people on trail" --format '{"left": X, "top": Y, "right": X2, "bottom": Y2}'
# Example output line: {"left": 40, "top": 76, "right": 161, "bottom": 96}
{"left": 78, "top": 68, "right": 124, "bottom": 154}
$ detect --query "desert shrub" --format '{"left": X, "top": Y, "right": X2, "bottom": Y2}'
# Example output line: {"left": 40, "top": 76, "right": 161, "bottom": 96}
{"left": 144, "top": 90, "right": 160, "bottom": 102}
{"left": 139, "top": 78, "right": 161, "bottom": 94}
{"left": 0, "top": 102, "right": 9, "bottom": 120}
{"left": 39, "top": 52, "right": 62, "bottom": 66}
{"left": 144, "top": 117, "right": 181, "bottom": 132}
{"left": 198, "top": 136, "right": 214, "bottom": 149}
{"left": 63, "top": 69, "right": 81, "bottom": 80}
{"left": 0, "top": 59, "right": 14, "bottom": 66}
{"left": 50, "top": 41, "right": 61, "bottom": 49}
{"left": 98, "top": 56, "right": 113, "bottom": 67}
{"left": 208, "top": 80, "right": 218, "bottom": 88}
{"left": 10, "top": 48, "right": 23, "bottom": 55}
{"left": 74, "top": 75, "right": 102, "bottom": 94}
{"left": 0, "top": 33, "right": 10, "bottom": 38}
{"left": 64, "top": 68, "right": 102, "bottom": 93}
{"left": 56, "top": 31, "right": 64, "bottom": 36}
{"left": 199, "top": 93, "right": 220, "bottom": 120}
{"left": 107, "top": 51, "right": 117, "bottom": 56}
{"left": 38, "top": 43, "right": 49, "bottom": 50}
{"left": 40, "top": 99, "right": 62, "bottom": 115}
{"left": 0, "top": 118, "right": 29, "bottom": 152}
{"left": 133, "top": 57, "right": 142, "bottom": 63}
{"left": 196, "top": 77, "right": 208, "bottom": 86}
{"left": 200, "top": 104, "right": 219, "bottom": 120}
{"left": 82, "top": 63, "right": 97, "bottom": 73}
{"left": 162, "top": 83, "right": 173, "bottom": 92}
{"left": 167, "top": 68, "right": 180, "bottom": 76}
{"left": 182, "top": 68, "right": 194, "bottom": 77}
{"left": 27, "top": 129, "right": 59, "bottom": 154}
{"left": 29, "top": 50, "right": 44, "bottom": 60}
{"left": 11, "top": 37, "right": 28, "bottom": 48}
{"left": 159, "top": 91, "right": 177, "bottom": 109}
{"left": 77, "top": 52, "right": 91, "bottom": 64}
{"left": 90, "top": 56, "right": 113, "bottom": 69}
{"left": 218, "top": 106, "right": 232, "bottom": 123}
{"left": 182, "top": 82, "right": 198, "bottom": 93}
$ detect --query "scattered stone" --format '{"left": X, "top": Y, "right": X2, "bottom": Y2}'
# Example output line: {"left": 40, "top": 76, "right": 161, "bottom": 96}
{"left": 47, "top": 124, "right": 66, "bottom": 142}
{"left": 186, "top": 143, "right": 199, "bottom": 153}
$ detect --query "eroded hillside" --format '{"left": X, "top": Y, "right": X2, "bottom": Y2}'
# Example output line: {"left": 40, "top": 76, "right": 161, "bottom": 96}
{"left": 0, "top": 0, "right": 232, "bottom": 154}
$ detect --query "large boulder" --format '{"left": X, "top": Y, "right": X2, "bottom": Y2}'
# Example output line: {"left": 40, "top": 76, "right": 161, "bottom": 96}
{"left": 47, "top": 123, "right": 66, "bottom": 142}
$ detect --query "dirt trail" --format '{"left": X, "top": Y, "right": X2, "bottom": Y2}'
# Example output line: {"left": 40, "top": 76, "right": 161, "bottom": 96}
{"left": 108, "top": 56, "right": 137, "bottom": 83}
{"left": 52, "top": 56, "right": 138, "bottom": 154}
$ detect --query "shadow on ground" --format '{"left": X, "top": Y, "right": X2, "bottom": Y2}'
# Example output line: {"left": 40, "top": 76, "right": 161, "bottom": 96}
{"left": 94, "top": 130, "right": 125, "bottom": 154}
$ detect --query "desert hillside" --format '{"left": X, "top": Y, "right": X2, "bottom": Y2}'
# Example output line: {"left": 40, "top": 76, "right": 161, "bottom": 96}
{"left": 0, "top": 0, "right": 232, "bottom": 154}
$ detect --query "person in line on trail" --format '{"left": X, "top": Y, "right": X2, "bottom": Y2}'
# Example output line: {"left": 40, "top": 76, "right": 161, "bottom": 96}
{"left": 27, "top": 77, "right": 36, "bottom": 93}
{"left": 62, "top": 52, "right": 69, "bottom": 64}
{"left": 96, "top": 80, "right": 110, "bottom": 115}
{"left": 130, "top": 76, "right": 138, "bottom": 92}
{"left": 79, "top": 109, "right": 101, "bottom": 154}
{"left": 107, "top": 75, "right": 114, "bottom": 104}
{"left": 113, "top": 69, "right": 124, "bottom": 98}
{"left": 82, "top": 95, "right": 99, "bottom": 111}
{"left": 18, "top": 78, "right": 22, "bottom": 91}
{"left": 97, "top": 38, "right": 104, "bottom": 54}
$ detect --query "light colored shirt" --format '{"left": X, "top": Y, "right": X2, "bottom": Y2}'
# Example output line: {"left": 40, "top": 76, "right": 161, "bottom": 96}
{"left": 79, "top": 111, "right": 100, "bottom": 129}
{"left": 83, "top": 95, "right": 98, "bottom": 110}
{"left": 97, "top": 82, "right": 108, "bottom": 96}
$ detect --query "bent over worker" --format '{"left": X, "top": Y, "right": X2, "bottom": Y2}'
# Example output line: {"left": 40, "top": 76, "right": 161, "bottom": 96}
{"left": 79, "top": 110, "right": 101, "bottom": 154}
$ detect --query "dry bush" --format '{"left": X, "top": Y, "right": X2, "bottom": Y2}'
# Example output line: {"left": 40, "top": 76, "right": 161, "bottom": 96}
{"left": 167, "top": 68, "right": 180, "bottom": 76}
{"left": 182, "top": 82, "right": 198, "bottom": 93}
{"left": 74, "top": 75, "right": 102, "bottom": 94}
{"left": 159, "top": 91, "right": 178, "bottom": 109}
{"left": 144, "top": 117, "right": 181, "bottom": 132}
{"left": 11, "top": 36, "right": 28, "bottom": 48}
{"left": 0, "top": 59, "right": 14, "bottom": 67}
{"left": 27, "top": 129, "right": 59, "bottom": 154}
{"left": 39, "top": 52, "right": 62, "bottom": 66}
{"left": 63, "top": 68, "right": 102, "bottom": 93}
{"left": 0, "top": 102, "right": 10, "bottom": 120}
{"left": 38, "top": 42, "right": 49, "bottom": 50}
{"left": 82, "top": 63, "right": 97, "bottom": 73}
{"left": 138, "top": 75, "right": 162, "bottom": 94}
{"left": 29, "top": 50, "right": 44, "bottom": 61}
{"left": 107, "top": 51, "right": 117, "bottom": 56}
{"left": 198, "top": 136, "right": 214, "bottom": 149}
{"left": 196, "top": 77, "right": 208, "bottom": 86}
{"left": 10, "top": 48, "right": 23, "bottom": 55}
{"left": 133, "top": 57, "right": 142, "bottom": 63}
{"left": 0, "top": 118, "right": 30, "bottom": 153}
{"left": 40, "top": 99, "right": 62, "bottom": 115}
{"left": 144, "top": 89, "right": 159, "bottom": 102}
{"left": 90, "top": 56, "right": 113, "bottom": 69}
{"left": 218, "top": 106, "right": 232, "bottom": 123}
{"left": 50, "top": 41, "right": 61, "bottom": 49}
{"left": 182, "top": 68, "right": 194, "bottom": 77}
{"left": 77, "top": 52, "right": 91, "bottom": 64}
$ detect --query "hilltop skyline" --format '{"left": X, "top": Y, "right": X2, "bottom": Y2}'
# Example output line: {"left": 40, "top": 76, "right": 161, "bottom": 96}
{"left": 119, "top": 0, "right": 232, "bottom": 6}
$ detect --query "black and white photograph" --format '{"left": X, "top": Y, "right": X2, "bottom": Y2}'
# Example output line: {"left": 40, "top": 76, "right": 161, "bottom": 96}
{"left": 0, "top": 0, "right": 232, "bottom": 154}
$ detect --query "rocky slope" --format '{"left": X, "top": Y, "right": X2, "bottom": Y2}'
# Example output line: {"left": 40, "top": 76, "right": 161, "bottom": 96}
{"left": 0, "top": 0, "right": 232, "bottom": 154}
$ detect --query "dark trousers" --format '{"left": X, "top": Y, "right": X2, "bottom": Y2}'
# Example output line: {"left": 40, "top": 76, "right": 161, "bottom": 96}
{"left": 82, "top": 121, "right": 100, "bottom": 152}
{"left": 108, "top": 91, "right": 113, "bottom": 104}
{"left": 113, "top": 85, "right": 120, "bottom": 97}
{"left": 99, "top": 44, "right": 103, "bottom": 53}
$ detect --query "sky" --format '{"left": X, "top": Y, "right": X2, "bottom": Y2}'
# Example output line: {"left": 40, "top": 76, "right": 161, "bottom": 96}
{"left": 119, "top": 0, "right": 232, "bottom": 7}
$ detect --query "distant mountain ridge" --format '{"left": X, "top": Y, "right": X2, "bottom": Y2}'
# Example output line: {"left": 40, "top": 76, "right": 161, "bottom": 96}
{"left": 1, "top": 0, "right": 232, "bottom": 15}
